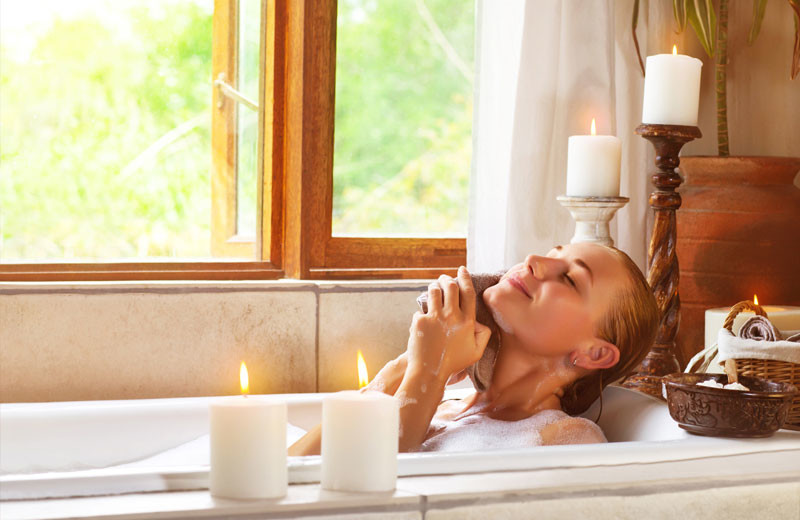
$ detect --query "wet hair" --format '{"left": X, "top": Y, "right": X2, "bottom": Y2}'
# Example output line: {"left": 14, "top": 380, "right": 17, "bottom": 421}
{"left": 560, "top": 246, "right": 659, "bottom": 416}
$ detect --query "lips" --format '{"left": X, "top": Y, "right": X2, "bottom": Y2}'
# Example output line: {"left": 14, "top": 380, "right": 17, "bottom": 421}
{"left": 508, "top": 273, "right": 531, "bottom": 298}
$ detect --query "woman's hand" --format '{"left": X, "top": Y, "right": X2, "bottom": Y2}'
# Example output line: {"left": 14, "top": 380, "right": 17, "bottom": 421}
{"left": 406, "top": 266, "right": 492, "bottom": 385}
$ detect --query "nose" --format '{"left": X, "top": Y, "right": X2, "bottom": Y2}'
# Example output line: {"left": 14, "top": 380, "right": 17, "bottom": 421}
{"left": 524, "top": 255, "right": 562, "bottom": 281}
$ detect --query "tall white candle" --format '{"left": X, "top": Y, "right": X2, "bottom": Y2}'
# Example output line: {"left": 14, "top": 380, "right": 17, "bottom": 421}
{"left": 321, "top": 390, "right": 399, "bottom": 492}
{"left": 705, "top": 304, "right": 800, "bottom": 348}
{"left": 566, "top": 118, "right": 622, "bottom": 197}
{"left": 210, "top": 363, "right": 287, "bottom": 499}
{"left": 642, "top": 46, "right": 703, "bottom": 126}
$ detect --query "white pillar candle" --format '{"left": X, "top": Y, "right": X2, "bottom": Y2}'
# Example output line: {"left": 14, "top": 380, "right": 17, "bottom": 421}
{"left": 642, "top": 46, "right": 703, "bottom": 126}
{"left": 704, "top": 305, "right": 800, "bottom": 348}
{"left": 566, "top": 119, "right": 622, "bottom": 197}
{"left": 321, "top": 390, "right": 399, "bottom": 492}
{"left": 210, "top": 363, "right": 287, "bottom": 499}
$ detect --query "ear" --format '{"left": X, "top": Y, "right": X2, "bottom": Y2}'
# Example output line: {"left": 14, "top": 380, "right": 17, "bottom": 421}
{"left": 572, "top": 338, "right": 620, "bottom": 370}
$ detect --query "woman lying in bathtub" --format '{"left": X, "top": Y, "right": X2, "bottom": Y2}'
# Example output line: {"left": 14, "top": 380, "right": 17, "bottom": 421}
{"left": 290, "top": 242, "right": 658, "bottom": 454}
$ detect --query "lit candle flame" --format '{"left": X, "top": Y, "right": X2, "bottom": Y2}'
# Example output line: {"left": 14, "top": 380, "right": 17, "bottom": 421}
{"left": 754, "top": 294, "right": 759, "bottom": 305}
{"left": 240, "top": 362, "right": 249, "bottom": 395}
{"left": 357, "top": 350, "right": 369, "bottom": 389}
{"left": 672, "top": 44, "right": 678, "bottom": 55}
{"left": 590, "top": 118, "right": 596, "bottom": 136}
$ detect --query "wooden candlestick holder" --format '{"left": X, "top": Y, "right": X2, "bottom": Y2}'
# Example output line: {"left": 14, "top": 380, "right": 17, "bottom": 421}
{"left": 622, "top": 123, "right": 702, "bottom": 399}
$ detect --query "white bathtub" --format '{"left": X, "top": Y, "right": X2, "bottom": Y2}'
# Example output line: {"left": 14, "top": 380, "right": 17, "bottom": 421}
{"left": 2, "top": 385, "right": 799, "bottom": 501}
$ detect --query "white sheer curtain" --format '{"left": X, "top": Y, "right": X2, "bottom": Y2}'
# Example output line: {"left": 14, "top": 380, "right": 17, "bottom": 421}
{"left": 467, "top": 0, "right": 667, "bottom": 273}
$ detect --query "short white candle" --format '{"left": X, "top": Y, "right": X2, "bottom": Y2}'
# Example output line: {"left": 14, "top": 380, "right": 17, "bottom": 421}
{"left": 321, "top": 390, "right": 399, "bottom": 492}
{"left": 210, "top": 363, "right": 287, "bottom": 499}
{"left": 704, "top": 303, "right": 800, "bottom": 348}
{"left": 566, "top": 118, "right": 622, "bottom": 197}
{"left": 642, "top": 46, "right": 702, "bottom": 126}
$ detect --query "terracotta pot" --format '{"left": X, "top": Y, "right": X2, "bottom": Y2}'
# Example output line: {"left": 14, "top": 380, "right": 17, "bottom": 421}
{"left": 675, "top": 156, "right": 800, "bottom": 367}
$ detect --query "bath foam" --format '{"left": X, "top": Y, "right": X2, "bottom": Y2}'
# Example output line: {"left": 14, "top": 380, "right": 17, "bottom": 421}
{"left": 418, "top": 404, "right": 605, "bottom": 452}
{"left": 417, "top": 271, "right": 505, "bottom": 392}
{"left": 490, "top": 309, "right": 513, "bottom": 335}
{"left": 395, "top": 391, "right": 419, "bottom": 408}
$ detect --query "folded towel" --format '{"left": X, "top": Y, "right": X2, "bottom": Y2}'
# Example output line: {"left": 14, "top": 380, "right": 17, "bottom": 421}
{"left": 416, "top": 272, "right": 504, "bottom": 391}
{"left": 783, "top": 330, "right": 800, "bottom": 342}
{"left": 738, "top": 315, "right": 780, "bottom": 341}
{"left": 717, "top": 328, "right": 800, "bottom": 365}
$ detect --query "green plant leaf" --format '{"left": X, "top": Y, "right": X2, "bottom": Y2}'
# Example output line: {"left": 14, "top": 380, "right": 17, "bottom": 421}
{"left": 748, "top": 0, "right": 769, "bottom": 45}
{"left": 687, "top": 0, "right": 717, "bottom": 57}
{"left": 632, "top": 0, "right": 645, "bottom": 76}
{"left": 673, "top": 0, "right": 689, "bottom": 33}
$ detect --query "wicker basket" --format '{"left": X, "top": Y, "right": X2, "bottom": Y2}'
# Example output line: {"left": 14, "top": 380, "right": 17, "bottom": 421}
{"left": 721, "top": 301, "right": 800, "bottom": 431}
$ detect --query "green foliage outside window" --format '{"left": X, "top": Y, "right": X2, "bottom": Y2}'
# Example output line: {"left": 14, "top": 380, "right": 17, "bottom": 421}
{"left": 1, "top": 2, "right": 214, "bottom": 259}
{"left": 333, "top": 0, "right": 474, "bottom": 237}
{"left": 0, "top": 0, "right": 474, "bottom": 260}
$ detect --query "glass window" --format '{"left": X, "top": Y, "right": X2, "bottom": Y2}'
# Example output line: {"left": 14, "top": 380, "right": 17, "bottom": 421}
{"left": 332, "top": 0, "right": 474, "bottom": 238}
{"left": 0, "top": 0, "right": 222, "bottom": 261}
{"left": 235, "top": 0, "right": 261, "bottom": 238}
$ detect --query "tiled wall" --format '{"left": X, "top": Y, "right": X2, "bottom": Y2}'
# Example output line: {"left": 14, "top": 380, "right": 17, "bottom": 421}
{"left": 0, "top": 281, "right": 428, "bottom": 403}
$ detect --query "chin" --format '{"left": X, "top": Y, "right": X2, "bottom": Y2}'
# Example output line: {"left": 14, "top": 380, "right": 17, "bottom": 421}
{"left": 483, "top": 287, "right": 519, "bottom": 336}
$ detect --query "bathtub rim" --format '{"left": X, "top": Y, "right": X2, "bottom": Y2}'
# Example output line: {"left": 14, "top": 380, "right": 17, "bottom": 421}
{"left": 3, "top": 386, "right": 800, "bottom": 501}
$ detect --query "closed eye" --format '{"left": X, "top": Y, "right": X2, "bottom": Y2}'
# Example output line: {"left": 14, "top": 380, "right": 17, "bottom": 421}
{"left": 563, "top": 273, "right": 577, "bottom": 290}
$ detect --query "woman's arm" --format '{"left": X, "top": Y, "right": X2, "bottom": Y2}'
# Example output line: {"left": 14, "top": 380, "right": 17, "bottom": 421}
{"left": 289, "top": 267, "right": 490, "bottom": 456}
{"left": 288, "top": 353, "right": 408, "bottom": 456}
{"left": 396, "top": 267, "right": 491, "bottom": 451}
{"left": 288, "top": 423, "right": 322, "bottom": 456}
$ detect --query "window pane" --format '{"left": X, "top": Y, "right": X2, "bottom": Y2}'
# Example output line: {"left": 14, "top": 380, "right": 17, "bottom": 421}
{"left": 0, "top": 0, "right": 215, "bottom": 261}
{"left": 235, "top": 0, "right": 260, "bottom": 238}
{"left": 332, "top": 0, "right": 474, "bottom": 238}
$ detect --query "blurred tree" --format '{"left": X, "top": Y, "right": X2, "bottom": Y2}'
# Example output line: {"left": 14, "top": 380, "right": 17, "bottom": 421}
{"left": 1, "top": 2, "right": 213, "bottom": 260}
{"left": 0, "top": 0, "right": 474, "bottom": 259}
{"left": 333, "top": 0, "right": 474, "bottom": 237}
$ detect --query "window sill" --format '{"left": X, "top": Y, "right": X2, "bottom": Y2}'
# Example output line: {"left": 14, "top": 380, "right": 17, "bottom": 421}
{"left": 0, "top": 278, "right": 433, "bottom": 295}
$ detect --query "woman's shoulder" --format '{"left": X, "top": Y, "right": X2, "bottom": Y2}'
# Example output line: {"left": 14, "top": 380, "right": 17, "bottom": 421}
{"left": 539, "top": 414, "right": 607, "bottom": 446}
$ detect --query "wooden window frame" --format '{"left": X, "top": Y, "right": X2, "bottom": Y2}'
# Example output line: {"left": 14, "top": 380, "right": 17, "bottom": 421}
{"left": 210, "top": 0, "right": 256, "bottom": 259}
{"left": 0, "top": 0, "right": 465, "bottom": 282}
{"left": 281, "top": 0, "right": 465, "bottom": 280}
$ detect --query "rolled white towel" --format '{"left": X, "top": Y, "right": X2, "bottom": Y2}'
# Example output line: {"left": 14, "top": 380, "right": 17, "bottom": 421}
{"left": 717, "top": 328, "right": 800, "bottom": 365}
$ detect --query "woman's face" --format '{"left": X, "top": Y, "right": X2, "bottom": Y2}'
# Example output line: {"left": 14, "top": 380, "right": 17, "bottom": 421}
{"left": 482, "top": 243, "right": 628, "bottom": 357}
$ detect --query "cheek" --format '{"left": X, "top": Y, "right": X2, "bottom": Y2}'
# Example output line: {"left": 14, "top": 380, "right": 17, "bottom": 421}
{"left": 515, "top": 290, "right": 594, "bottom": 352}
{"left": 483, "top": 285, "right": 524, "bottom": 330}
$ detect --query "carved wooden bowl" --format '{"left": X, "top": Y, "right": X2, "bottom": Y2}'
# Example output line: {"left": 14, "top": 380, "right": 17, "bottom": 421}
{"left": 663, "top": 373, "right": 798, "bottom": 438}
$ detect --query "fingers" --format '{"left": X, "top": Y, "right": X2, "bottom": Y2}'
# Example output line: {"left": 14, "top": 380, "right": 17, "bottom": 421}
{"left": 438, "top": 274, "right": 459, "bottom": 315}
{"left": 427, "top": 282, "right": 443, "bottom": 315}
{"left": 456, "top": 266, "right": 476, "bottom": 318}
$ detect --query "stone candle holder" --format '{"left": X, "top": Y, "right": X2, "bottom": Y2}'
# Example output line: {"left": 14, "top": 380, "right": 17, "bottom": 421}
{"left": 622, "top": 123, "right": 702, "bottom": 400}
{"left": 557, "top": 196, "right": 629, "bottom": 248}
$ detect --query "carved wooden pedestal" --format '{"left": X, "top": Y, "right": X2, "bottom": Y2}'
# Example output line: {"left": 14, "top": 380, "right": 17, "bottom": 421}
{"left": 622, "top": 124, "right": 702, "bottom": 399}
